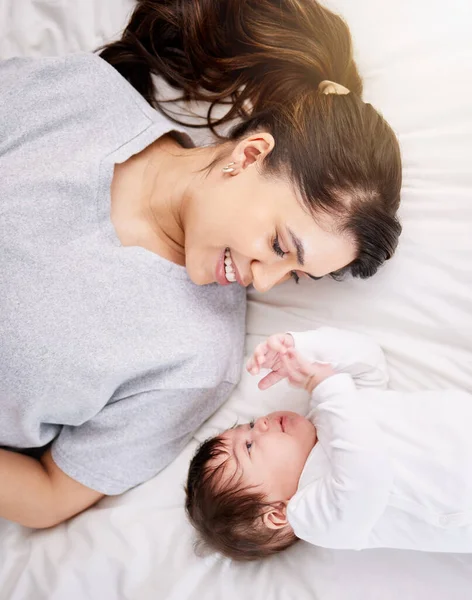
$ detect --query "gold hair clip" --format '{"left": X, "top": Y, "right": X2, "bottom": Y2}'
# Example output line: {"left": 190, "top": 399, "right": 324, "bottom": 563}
{"left": 318, "top": 80, "right": 350, "bottom": 95}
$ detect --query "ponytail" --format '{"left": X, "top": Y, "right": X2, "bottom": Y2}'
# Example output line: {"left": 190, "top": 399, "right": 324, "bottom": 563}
{"left": 100, "top": 0, "right": 363, "bottom": 130}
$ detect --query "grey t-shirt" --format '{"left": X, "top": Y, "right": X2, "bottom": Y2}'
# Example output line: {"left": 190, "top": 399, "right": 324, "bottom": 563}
{"left": 0, "top": 53, "right": 246, "bottom": 494}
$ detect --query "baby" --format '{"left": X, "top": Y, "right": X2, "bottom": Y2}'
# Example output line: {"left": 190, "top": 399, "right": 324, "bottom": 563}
{"left": 185, "top": 327, "right": 472, "bottom": 560}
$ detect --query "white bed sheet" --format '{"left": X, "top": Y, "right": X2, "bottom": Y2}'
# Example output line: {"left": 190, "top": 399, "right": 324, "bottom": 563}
{"left": 1, "top": 1, "right": 472, "bottom": 599}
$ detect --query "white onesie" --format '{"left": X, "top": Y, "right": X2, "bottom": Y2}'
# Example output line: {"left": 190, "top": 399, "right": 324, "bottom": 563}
{"left": 286, "top": 328, "right": 472, "bottom": 553}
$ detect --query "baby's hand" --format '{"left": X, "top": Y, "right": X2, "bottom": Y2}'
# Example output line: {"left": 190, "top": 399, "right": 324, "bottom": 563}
{"left": 281, "top": 348, "right": 336, "bottom": 394}
{"left": 246, "top": 333, "right": 294, "bottom": 390}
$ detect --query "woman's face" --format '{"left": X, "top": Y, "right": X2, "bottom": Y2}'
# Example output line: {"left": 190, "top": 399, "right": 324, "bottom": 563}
{"left": 183, "top": 134, "right": 357, "bottom": 292}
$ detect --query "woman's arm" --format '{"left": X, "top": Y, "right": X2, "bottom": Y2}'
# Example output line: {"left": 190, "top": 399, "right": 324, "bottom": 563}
{"left": 0, "top": 448, "right": 103, "bottom": 528}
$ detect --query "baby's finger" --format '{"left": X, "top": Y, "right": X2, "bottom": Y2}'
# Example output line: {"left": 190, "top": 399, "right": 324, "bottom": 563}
{"left": 253, "top": 341, "right": 269, "bottom": 366}
{"left": 281, "top": 354, "right": 306, "bottom": 384}
{"left": 257, "top": 349, "right": 271, "bottom": 367}
{"left": 286, "top": 348, "right": 316, "bottom": 375}
{"left": 264, "top": 347, "right": 279, "bottom": 366}
{"left": 258, "top": 370, "right": 286, "bottom": 390}
{"left": 247, "top": 342, "right": 267, "bottom": 373}
{"left": 246, "top": 356, "right": 259, "bottom": 374}
{"left": 266, "top": 334, "right": 289, "bottom": 355}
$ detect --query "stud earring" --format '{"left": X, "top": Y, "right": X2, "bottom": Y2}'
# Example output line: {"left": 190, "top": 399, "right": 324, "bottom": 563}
{"left": 222, "top": 162, "right": 236, "bottom": 173}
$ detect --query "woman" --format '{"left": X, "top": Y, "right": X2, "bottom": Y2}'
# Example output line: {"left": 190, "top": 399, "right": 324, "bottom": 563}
{"left": 0, "top": 0, "right": 401, "bottom": 528}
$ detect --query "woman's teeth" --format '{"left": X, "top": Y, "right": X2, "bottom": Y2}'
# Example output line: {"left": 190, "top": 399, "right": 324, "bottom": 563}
{"left": 224, "top": 248, "right": 236, "bottom": 282}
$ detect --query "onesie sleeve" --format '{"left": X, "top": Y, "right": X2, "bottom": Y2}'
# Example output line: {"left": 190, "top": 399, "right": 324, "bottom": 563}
{"left": 289, "top": 327, "right": 389, "bottom": 393}
{"left": 287, "top": 374, "right": 393, "bottom": 550}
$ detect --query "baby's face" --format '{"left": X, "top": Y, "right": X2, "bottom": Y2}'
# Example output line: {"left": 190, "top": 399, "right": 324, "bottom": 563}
{"left": 217, "top": 411, "right": 317, "bottom": 503}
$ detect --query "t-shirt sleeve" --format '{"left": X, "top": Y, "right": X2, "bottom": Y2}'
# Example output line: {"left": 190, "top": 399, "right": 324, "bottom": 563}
{"left": 0, "top": 53, "right": 153, "bottom": 161}
{"left": 51, "top": 382, "right": 235, "bottom": 495}
{"left": 0, "top": 55, "right": 63, "bottom": 94}
{"left": 0, "top": 56, "right": 64, "bottom": 145}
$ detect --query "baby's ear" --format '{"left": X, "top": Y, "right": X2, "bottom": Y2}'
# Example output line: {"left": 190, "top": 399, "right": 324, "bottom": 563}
{"left": 262, "top": 501, "right": 288, "bottom": 530}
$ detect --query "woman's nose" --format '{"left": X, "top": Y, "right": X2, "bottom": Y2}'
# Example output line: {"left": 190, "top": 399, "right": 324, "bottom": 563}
{"left": 251, "top": 262, "right": 290, "bottom": 293}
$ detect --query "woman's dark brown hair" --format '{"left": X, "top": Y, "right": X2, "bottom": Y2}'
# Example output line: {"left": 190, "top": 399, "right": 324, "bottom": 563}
{"left": 100, "top": 0, "right": 401, "bottom": 277}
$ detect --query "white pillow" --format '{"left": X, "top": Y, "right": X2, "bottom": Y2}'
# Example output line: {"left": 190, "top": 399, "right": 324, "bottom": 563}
{"left": 0, "top": 0, "right": 134, "bottom": 57}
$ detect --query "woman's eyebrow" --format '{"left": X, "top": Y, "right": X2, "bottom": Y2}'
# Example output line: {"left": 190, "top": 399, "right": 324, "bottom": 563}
{"left": 287, "top": 227, "right": 305, "bottom": 266}
{"left": 286, "top": 227, "right": 325, "bottom": 279}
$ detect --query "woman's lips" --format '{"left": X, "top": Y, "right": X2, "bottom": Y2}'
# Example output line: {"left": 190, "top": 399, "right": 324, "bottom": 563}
{"left": 216, "top": 247, "right": 245, "bottom": 286}
{"left": 215, "top": 248, "right": 231, "bottom": 286}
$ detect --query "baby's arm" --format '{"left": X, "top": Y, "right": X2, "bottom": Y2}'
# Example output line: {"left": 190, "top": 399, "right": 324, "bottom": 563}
{"left": 287, "top": 373, "right": 393, "bottom": 550}
{"left": 290, "top": 327, "right": 389, "bottom": 390}
{"left": 247, "top": 327, "right": 388, "bottom": 392}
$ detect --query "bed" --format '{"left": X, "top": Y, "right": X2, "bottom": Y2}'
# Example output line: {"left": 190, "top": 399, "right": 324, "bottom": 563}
{"left": 1, "top": 1, "right": 472, "bottom": 598}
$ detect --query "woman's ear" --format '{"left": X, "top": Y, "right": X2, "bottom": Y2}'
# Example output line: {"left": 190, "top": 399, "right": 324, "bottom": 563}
{"left": 262, "top": 501, "right": 288, "bottom": 530}
{"left": 227, "top": 132, "right": 275, "bottom": 173}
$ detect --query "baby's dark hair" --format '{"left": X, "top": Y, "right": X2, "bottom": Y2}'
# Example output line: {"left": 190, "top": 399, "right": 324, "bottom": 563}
{"left": 185, "top": 435, "right": 298, "bottom": 561}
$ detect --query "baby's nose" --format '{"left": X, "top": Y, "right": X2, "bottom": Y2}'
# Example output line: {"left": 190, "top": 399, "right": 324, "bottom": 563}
{"left": 255, "top": 417, "right": 269, "bottom": 432}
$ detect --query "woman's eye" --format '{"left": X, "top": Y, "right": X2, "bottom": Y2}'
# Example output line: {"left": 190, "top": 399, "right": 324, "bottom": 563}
{"left": 246, "top": 441, "right": 253, "bottom": 453}
{"left": 290, "top": 271, "right": 300, "bottom": 284}
{"left": 272, "top": 234, "right": 286, "bottom": 258}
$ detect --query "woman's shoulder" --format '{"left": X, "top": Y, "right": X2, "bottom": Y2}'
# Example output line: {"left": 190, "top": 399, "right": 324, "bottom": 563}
{"left": 0, "top": 52, "right": 157, "bottom": 128}
{"left": 0, "top": 52, "right": 164, "bottom": 164}
{"left": 64, "top": 52, "right": 158, "bottom": 118}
